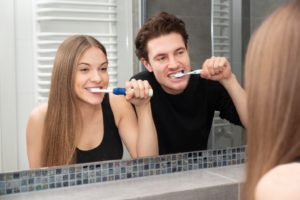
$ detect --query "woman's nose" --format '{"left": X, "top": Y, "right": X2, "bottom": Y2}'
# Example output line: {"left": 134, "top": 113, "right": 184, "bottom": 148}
{"left": 90, "top": 71, "right": 101, "bottom": 82}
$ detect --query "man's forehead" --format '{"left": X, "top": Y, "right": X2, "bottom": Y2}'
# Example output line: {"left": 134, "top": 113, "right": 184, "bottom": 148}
{"left": 146, "top": 33, "right": 186, "bottom": 57}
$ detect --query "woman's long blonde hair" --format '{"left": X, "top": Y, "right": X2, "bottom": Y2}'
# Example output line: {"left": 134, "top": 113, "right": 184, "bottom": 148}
{"left": 243, "top": 1, "right": 300, "bottom": 199}
{"left": 41, "top": 35, "right": 107, "bottom": 167}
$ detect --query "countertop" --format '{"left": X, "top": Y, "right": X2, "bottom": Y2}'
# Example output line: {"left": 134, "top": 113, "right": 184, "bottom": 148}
{"left": 2, "top": 164, "right": 244, "bottom": 200}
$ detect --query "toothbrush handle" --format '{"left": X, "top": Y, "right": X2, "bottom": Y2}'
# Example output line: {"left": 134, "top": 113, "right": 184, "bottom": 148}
{"left": 112, "top": 88, "right": 127, "bottom": 95}
{"left": 192, "top": 69, "right": 202, "bottom": 74}
{"left": 112, "top": 88, "right": 153, "bottom": 97}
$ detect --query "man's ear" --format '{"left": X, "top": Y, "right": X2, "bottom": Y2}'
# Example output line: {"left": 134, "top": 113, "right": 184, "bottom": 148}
{"left": 141, "top": 58, "right": 153, "bottom": 72}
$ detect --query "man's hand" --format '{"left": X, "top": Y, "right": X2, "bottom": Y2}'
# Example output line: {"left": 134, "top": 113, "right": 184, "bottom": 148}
{"left": 200, "top": 56, "right": 232, "bottom": 81}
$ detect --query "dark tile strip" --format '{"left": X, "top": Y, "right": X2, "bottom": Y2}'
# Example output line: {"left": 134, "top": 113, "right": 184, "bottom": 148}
{"left": 0, "top": 146, "right": 245, "bottom": 196}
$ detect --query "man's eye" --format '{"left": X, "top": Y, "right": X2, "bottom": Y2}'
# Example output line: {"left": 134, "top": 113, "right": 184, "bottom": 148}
{"left": 100, "top": 67, "right": 107, "bottom": 71}
{"left": 177, "top": 50, "right": 184, "bottom": 55}
{"left": 157, "top": 56, "right": 165, "bottom": 61}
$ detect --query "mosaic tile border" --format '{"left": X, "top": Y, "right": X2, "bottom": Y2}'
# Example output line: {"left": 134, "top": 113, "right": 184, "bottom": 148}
{"left": 0, "top": 146, "right": 246, "bottom": 196}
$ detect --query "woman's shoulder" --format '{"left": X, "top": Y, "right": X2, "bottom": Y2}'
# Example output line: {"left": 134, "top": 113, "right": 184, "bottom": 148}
{"left": 29, "top": 103, "right": 48, "bottom": 120}
{"left": 27, "top": 103, "right": 48, "bottom": 132}
{"left": 255, "top": 163, "right": 300, "bottom": 200}
{"left": 26, "top": 103, "right": 48, "bottom": 152}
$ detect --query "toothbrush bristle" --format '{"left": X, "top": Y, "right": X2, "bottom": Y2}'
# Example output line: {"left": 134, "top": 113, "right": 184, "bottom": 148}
{"left": 88, "top": 88, "right": 102, "bottom": 92}
{"left": 171, "top": 72, "right": 184, "bottom": 78}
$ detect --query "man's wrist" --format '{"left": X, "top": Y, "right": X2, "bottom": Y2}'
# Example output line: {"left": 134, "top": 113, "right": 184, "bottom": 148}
{"left": 220, "top": 73, "right": 237, "bottom": 89}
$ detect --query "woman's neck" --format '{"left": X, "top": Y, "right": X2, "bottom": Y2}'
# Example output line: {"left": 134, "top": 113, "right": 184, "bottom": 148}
{"left": 78, "top": 102, "right": 102, "bottom": 124}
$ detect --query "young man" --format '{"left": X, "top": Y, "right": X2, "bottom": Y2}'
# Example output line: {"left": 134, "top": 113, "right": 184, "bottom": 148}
{"left": 133, "top": 12, "right": 247, "bottom": 155}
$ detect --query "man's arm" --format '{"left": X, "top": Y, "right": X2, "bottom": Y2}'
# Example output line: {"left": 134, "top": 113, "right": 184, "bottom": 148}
{"left": 201, "top": 56, "right": 247, "bottom": 127}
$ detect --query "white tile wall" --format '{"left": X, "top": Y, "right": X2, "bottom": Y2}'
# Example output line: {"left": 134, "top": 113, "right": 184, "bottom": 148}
{"left": 15, "top": 0, "right": 35, "bottom": 171}
{"left": 0, "top": 0, "right": 18, "bottom": 172}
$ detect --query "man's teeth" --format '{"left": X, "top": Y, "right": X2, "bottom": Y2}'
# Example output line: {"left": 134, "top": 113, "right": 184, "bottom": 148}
{"left": 170, "top": 71, "right": 184, "bottom": 78}
{"left": 169, "top": 73, "right": 178, "bottom": 78}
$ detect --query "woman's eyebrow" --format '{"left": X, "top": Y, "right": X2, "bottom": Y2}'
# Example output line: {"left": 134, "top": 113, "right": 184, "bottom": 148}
{"left": 78, "top": 62, "right": 90, "bottom": 66}
{"left": 77, "top": 61, "right": 108, "bottom": 67}
{"left": 100, "top": 61, "right": 108, "bottom": 67}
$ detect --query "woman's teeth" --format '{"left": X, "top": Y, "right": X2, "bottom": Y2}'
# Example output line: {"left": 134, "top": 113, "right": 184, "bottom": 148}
{"left": 87, "top": 88, "right": 101, "bottom": 92}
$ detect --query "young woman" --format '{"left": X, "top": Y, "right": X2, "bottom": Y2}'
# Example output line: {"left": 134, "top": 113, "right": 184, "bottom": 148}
{"left": 244, "top": 1, "right": 300, "bottom": 199}
{"left": 26, "top": 35, "right": 158, "bottom": 168}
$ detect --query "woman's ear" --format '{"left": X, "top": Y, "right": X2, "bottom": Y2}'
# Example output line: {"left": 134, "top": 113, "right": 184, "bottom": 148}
{"left": 141, "top": 58, "right": 153, "bottom": 72}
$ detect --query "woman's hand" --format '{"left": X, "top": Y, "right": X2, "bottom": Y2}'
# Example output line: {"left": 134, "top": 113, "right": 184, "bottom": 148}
{"left": 125, "top": 79, "right": 152, "bottom": 107}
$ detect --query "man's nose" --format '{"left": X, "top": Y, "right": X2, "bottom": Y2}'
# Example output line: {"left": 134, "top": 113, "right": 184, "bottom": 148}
{"left": 168, "top": 56, "right": 180, "bottom": 70}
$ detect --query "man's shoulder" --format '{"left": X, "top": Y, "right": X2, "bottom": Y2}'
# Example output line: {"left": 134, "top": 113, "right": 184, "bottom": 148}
{"left": 132, "top": 70, "right": 152, "bottom": 80}
{"left": 191, "top": 76, "right": 223, "bottom": 92}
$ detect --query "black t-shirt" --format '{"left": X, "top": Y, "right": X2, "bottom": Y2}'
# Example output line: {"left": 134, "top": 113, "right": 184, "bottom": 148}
{"left": 76, "top": 94, "right": 123, "bottom": 163}
{"left": 132, "top": 71, "right": 241, "bottom": 155}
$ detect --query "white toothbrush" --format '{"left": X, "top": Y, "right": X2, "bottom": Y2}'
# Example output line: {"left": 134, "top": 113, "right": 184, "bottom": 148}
{"left": 88, "top": 87, "right": 153, "bottom": 97}
{"left": 171, "top": 69, "right": 202, "bottom": 78}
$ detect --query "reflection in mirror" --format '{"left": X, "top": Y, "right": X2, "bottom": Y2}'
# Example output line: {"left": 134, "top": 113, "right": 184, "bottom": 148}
{"left": 0, "top": 0, "right": 246, "bottom": 173}
{"left": 140, "top": 0, "right": 245, "bottom": 154}
{"left": 2, "top": 0, "right": 286, "bottom": 173}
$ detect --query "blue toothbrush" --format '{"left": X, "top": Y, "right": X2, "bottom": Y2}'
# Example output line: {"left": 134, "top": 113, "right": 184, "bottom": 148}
{"left": 89, "top": 87, "right": 153, "bottom": 97}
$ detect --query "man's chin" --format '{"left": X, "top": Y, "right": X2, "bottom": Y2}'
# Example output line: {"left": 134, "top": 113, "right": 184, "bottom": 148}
{"left": 162, "top": 84, "right": 188, "bottom": 95}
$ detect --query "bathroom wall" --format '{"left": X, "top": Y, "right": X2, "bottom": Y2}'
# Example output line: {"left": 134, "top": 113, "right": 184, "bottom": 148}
{"left": 242, "top": 0, "right": 286, "bottom": 60}
{"left": 250, "top": 0, "right": 286, "bottom": 33}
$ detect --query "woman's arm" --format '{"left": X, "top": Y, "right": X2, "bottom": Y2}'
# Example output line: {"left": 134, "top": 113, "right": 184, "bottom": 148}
{"left": 110, "top": 79, "right": 158, "bottom": 158}
{"left": 26, "top": 103, "right": 47, "bottom": 168}
{"left": 110, "top": 94, "right": 139, "bottom": 158}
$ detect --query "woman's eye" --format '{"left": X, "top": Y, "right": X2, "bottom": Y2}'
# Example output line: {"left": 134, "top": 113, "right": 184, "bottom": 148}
{"left": 100, "top": 67, "right": 107, "bottom": 71}
{"left": 80, "top": 68, "right": 88, "bottom": 72}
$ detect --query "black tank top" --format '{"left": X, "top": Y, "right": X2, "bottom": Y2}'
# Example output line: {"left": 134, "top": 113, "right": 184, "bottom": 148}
{"left": 76, "top": 94, "right": 123, "bottom": 163}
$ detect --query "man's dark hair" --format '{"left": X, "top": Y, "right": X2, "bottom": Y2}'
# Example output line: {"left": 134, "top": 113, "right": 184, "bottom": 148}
{"left": 135, "top": 12, "right": 189, "bottom": 61}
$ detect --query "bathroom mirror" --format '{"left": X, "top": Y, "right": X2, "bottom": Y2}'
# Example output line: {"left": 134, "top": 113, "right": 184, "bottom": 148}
{"left": 0, "top": 0, "right": 283, "bottom": 173}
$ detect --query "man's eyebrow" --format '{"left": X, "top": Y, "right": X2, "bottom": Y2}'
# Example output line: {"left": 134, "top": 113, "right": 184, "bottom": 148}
{"left": 153, "top": 53, "right": 166, "bottom": 58}
{"left": 153, "top": 47, "right": 186, "bottom": 58}
{"left": 176, "top": 47, "right": 185, "bottom": 51}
